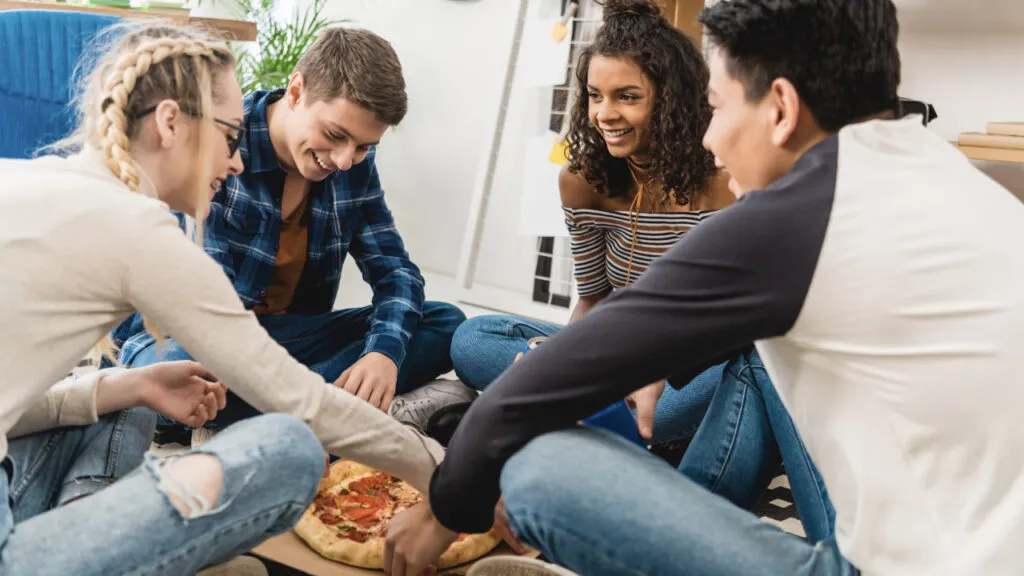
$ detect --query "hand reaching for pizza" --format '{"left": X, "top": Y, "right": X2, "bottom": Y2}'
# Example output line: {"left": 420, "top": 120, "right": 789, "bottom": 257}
{"left": 335, "top": 352, "right": 399, "bottom": 412}
{"left": 384, "top": 502, "right": 458, "bottom": 576}
{"left": 625, "top": 380, "right": 665, "bottom": 441}
{"left": 102, "top": 361, "right": 227, "bottom": 428}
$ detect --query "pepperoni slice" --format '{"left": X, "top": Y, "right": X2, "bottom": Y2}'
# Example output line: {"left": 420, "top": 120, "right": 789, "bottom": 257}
{"left": 319, "top": 512, "right": 344, "bottom": 526}
{"left": 341, "top": 494, "right": 386, "bottom": 511}
{"left": 345, "top": 530, "right": 370, "bottom": 543}
{"left": 349, "top": 473, "right": 391, "bottom": 495}
{"left": 344, "top": 507, "right": 379, "bottom": 521}
{"left": 355, "top": 515, "right": 379, "bottom": 528}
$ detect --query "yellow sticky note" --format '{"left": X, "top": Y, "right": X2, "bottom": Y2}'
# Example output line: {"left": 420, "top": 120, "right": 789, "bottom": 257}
{"left": 548, "top": 137, "right": 570, "bottom": 166}
{"left": 550, "top": 22, "right": 569, "bottom": 43}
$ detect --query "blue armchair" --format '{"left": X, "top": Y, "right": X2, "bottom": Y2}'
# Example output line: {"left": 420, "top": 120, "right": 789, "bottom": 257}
{"left": 0, "top": 10, "right": 119, "bottom": 159}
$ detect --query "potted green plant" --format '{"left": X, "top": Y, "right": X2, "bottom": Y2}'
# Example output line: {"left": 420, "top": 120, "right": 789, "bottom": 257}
{"left": 228, "top": 0, "right": 339, "bottom": 92}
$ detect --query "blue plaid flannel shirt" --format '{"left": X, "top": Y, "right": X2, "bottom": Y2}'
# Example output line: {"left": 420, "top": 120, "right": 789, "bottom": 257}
{"left": 113, "top": 90, "right": 426, "bottom": 368}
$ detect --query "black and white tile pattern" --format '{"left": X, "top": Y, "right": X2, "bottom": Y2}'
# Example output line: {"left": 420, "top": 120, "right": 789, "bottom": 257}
{"left": 754, "top": 475, "right": 804, "bottom": 538}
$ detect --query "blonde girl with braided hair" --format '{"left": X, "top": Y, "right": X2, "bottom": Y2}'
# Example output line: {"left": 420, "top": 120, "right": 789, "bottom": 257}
{"left": 0, "top": 21, "right": 443, "bottom": 575}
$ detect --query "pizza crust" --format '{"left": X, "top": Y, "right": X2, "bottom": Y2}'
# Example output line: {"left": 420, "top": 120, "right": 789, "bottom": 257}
{"left": 294, "top": 511, "right": 383, "bottom": 567}
{"left": 437, "top": 531, "right": 502, "bottom": 569}
{"left": 294, "top": 460, "right": 501, "bottom": 570}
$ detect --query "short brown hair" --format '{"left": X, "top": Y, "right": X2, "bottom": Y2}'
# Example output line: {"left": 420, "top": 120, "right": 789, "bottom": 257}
{"left": 295, "top": 27, "right": 408, "bottom": 126}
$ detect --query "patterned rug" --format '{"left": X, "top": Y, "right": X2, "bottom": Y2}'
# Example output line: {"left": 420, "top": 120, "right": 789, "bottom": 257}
{"left": 754, "top": 474, "right": 804, "bottom": 537}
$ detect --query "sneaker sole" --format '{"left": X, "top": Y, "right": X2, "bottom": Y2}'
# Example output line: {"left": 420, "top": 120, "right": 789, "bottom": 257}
{"left": 467, "top": 557, "right": 577, "bottom": 576}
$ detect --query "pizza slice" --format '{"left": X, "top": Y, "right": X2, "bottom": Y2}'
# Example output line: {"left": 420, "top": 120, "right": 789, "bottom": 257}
{"left": 295, "top": 461, "right": 501, "bottom": 570}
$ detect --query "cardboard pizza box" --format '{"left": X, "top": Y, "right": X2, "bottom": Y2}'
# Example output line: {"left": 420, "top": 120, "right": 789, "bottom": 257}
{"left": 252, "top": 531, "right": 540, "bottom": 576}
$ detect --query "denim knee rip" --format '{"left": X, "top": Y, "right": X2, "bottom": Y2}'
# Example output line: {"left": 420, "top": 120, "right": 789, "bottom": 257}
{"left": 144, "top": 452, "right": 254, "bottom": 522}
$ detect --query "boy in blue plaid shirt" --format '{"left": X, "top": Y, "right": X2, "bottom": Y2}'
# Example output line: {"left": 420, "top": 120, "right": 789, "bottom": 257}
{"left": 114, "top": 28, "right": 473, "bottom": 433}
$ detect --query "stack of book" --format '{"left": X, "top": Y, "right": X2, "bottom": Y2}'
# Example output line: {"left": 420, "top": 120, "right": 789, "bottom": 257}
{"left": 957, "top": 122, "right": 1024, "bottom": 164}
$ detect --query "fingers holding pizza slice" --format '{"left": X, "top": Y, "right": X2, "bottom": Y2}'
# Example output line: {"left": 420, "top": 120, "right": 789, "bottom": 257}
{"left": 295, "top": 460, "right": 501, "bottom": 570}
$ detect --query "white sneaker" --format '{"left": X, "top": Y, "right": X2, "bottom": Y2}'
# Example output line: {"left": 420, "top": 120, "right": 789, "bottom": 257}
{"left": 196, "top": 555, "right": 268, "bottom": 576}
{"left": 387, "top": 379, "right": 477, "bottom": 432}
{"left": 468, "top": 556, "right": 579, "bottom": 576}
{"left": 191, "top": 427, "right": 217, "bottom": 449}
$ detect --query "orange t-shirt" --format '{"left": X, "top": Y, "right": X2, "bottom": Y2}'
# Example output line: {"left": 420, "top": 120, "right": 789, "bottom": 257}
{"left": 252, "top": 193, "right": 310, "bottom": 315}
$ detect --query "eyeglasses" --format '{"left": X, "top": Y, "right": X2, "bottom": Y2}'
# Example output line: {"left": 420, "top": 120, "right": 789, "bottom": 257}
{"left": 134, "top": 104, "right": 246, "bottom": 157}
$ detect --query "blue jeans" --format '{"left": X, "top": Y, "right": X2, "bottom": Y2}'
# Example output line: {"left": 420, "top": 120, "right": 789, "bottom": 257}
{"left": 5, "top": 406, "right": 156, "bottom": 515}
{"left": 128, "top": 302, "right": 466, "bottom": 428}
{"left": 680, "top": 348, "right": 835, "bottom": 544}
{"left": 0, "top": 413, "right": 323, "bottom": 575}
{"left": 450, "top": 315, "right": 724, "bottom": 445}
{"left": 502, "top": 429, "right": 854, "bottom": 576}
{"left": 499, "top": 350, "right": 843, "bottom": 575}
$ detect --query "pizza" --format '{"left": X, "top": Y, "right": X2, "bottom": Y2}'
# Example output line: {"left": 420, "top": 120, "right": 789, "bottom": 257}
{"left": 294, "top": 460, "right": 501, "bottom": 569}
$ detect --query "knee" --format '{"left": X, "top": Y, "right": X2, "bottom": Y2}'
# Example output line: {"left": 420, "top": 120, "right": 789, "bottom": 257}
{"left": 214, "top": 413, "right": 323, "bottom": 487}
{"left": 246, "top": 414, "right": 324, "bottom": 482}
{"left": 449, "top": 316, "right": 483, "bottom": 366}
{"left": 501, "top": 430, "right": 583, "bottom": 519}
{"left": 249, "top": 415, "right": 327, "bottom": 514}
{"left": 158, "top": 415, "right": 323, "bottom": 519}
{"left": 158, "top": 453, "right": 225, "bottom": 519}
{"left": 422, "top": 302, "right": 467, "bottom": 334}
{"left": 450, "top": 315, "right": 506, "bottom": 358}
{"left": 449, "top": 316, "right": 508, "bottom": 386}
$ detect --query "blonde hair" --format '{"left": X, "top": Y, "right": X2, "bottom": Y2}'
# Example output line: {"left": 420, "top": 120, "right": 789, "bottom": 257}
{"left": 51, "top": 22, "right": 236, "bottom": 363}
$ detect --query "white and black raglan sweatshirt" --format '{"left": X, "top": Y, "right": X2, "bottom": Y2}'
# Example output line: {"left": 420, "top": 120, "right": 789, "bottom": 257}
{"left": 431, "top": 117, "right": 1024, "bottom": 575}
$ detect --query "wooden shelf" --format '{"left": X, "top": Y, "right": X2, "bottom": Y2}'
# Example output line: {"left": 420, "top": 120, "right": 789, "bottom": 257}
{"left": 0, "top": 0, "right": 256, "bottom": 41}
{"left": 661, "top": 0, "right": 705, "bottom": 45}
{"left": 956, "top": 144, "right": 1024, "bottom": 164}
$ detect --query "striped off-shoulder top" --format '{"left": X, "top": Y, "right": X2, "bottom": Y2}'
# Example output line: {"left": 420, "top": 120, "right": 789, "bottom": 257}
{"left": 564, "top": 207, "right": 719, "bottom": 297}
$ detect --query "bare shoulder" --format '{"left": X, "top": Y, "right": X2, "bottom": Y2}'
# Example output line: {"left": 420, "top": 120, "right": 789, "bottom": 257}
{"left": 559, "top": 164, "right": 599, "bottom": 210}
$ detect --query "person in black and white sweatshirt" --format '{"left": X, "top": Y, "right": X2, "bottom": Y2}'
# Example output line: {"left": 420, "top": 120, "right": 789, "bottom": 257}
{"left": 383, "top": 1, "right": 1024, "bottom": 575}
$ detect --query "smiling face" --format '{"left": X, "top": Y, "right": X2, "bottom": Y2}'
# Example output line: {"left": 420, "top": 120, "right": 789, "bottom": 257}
{"left": 586, "top": 55, "right": 656, "bottom": 161}
{"left": 275, "top": 73, "right": 388, "bottom": 181}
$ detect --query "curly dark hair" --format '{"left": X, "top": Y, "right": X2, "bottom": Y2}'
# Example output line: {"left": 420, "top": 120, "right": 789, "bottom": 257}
{"left": 567, "top": 0, "right": 716, "bottom": 207}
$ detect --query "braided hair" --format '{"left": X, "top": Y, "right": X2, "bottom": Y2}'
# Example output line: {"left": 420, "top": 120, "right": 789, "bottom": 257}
{"left": 52, "top": 23, "right": 235, "bottom": 361}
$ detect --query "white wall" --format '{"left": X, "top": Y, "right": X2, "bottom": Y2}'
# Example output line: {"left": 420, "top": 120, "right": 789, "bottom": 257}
{"left": 896, "top": 0, "right": 1024, "bottom": 199}
{"left": 463, "top": 0, "right": 581, "bottom": 313}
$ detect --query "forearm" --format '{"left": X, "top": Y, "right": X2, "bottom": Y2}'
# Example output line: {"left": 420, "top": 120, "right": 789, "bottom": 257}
{"left": 8, "top": 368, "right": 129, "bottom": 439}
{"left": 568, "top": 291, "right": 609, "bottom": 324}
{"left": 363, "top": 272, "right": 426, "bottom": 367}
{"left": 94, "top": 368, "right": 144, "bottom": 415}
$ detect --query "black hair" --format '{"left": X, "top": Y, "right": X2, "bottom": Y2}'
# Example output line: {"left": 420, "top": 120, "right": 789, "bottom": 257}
{"left": 567, "top": 0, "right": 717, "bottom": 206}
{"left": 699, "top": 0, "right": 901, "bottom": 132}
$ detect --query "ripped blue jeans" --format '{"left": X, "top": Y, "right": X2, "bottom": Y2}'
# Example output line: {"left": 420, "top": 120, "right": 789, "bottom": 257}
{"left": 0, "top": 412, "right": 323, "bottom": 575}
